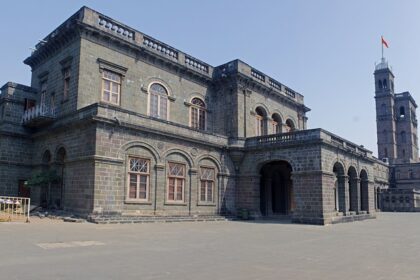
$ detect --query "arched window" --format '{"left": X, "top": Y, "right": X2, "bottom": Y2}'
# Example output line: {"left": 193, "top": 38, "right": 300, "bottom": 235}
{"left": 56, "top": 147, "right": 66, "bottom": 163}
{"left": 42, "top": 150, "right": 51, "bottom": 164}
{"left": 378, "top": 80, "right": 383, "bottom": 89}
{"left": 255, "top": 107, "right": 267, "bottom": 136}
{"left": 285, "top": 119, "right": 295, "bottom": 132}
{"left": 190, "top": 98, "right": 206, "bottom": 130}
{"left": 149, "top": 83, "right": 168, "bottom": 120}
{"left": 271, "top": 113, "right": 282, "bottom": 134}
{"left": 383, "top": 79, "right": 387, "bottom": 89}
{"left": 399, "top": 106, "right": 405, "bottom": 117}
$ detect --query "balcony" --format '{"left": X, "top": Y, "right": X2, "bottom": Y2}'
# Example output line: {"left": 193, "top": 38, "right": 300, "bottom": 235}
{"left": 245, "top": 129, "right": 372, "bottom": 158}
{"left": 22, "top": 104, "right": 56, "bottom": 127}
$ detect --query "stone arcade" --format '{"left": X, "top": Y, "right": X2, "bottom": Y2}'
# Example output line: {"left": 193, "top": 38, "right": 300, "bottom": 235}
{"left": 0, "top": 7, "right": 391, "bottom": 224}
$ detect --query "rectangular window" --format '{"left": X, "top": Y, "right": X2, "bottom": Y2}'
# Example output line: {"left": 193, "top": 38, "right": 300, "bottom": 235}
{"left": 127, "top": 157, "right": 150, "bottom": 201}
{"left": 102, "top": 70, "right": 121, "bottom": 105}
{"left": 63, "top": 68, "right": 71, "bottom": 100}
{"left": 200, "top": 167, "right": 215, "bottom": 202}
{"left": 167, "top": 162, "right": 185, "bottom": 202}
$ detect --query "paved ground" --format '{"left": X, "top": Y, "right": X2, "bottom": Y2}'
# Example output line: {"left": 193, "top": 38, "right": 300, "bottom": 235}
{"left": 0, "top": 213, "right": 419, "bottom": 280}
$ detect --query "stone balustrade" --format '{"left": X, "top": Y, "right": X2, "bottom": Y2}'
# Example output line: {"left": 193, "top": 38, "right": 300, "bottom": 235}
{"left": 185, "top": 56, "right": 209, "bottom": 73}
{"left": 251, "top": 69, "right": 265, "bottom": 82}
{"left": 98, "top": 17, "right": 134, "bottom": 40}
{"left": 143, "top": 37, "right": 178, "bottom": 60}
{"left": 245, "top": 128, "right": 371, "bottom": 158}
{"left": 22, "top": 104, "right": 55, "bottom": 126}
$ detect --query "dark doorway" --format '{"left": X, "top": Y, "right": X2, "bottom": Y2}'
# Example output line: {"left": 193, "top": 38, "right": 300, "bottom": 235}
{"left": 260, "top": 161, "right": 293, "bottom": 216}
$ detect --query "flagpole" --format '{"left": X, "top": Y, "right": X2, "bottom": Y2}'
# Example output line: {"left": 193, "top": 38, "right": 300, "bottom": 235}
{"left": 381, "top": 36, "right": 384, "bottom": 60}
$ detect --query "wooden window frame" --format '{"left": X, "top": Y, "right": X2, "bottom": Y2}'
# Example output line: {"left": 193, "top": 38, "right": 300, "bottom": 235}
{"left": 166, "top": 162, "right": 185, "bottom": 203}
{"left": 148, "top": 83, "right": 169, "bottom": 120}
{"left": 190, "top": 97, "right": 206, "bottom": 130}
{"left": 101, "top": 70, "right": 121, "bottom": 106}
{"left": 199, "top": 166, "right": 216, "bottom": 204}
{"left": 126, "top": 157, "right": 150, "bottom": 202}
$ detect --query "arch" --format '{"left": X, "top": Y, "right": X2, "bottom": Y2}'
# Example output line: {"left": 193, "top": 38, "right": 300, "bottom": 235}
{"left": 348, "top": 166, "right": 358, "bottom": 212}
{"left": 162, "top": 148, "right": 194, "bottom": 168}
{"left": 255, "top": 156, "right": 296, "bottom": 174}
{"left": 144, "top": 78, "right": 173, "bottom": 95}
{"left": 271, "top": 113, "right": 282, "bottom": 134}
{"left": 285, "top": 118, "right": 295, "bottom": 132}
{"left": 359, "top": 169, "right": 369, "bottom": 211}
{"left": 119, "top": 141, "right": 161, "bottom": 162}
{"left": 42, "top": 150, "right": 52, "bottom": 164}
{"left": 260, "top": 160, "right": 293, "bottom": 216}
{"left": 333, "top": 162, "right": 345, "bottom": 213}
{"left": 254, "top": 103, "right": 270, "bottom": 116}
{"left": 148, "top": 82, "right": 170, "bottom": 120}
{"left": 196, "top": 154, "right": 222, "bottom": 173}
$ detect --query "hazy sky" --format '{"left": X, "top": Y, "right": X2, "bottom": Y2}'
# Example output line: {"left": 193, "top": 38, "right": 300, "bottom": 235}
{"left": 1, "top": 0, "right": 419, "bottom": 156}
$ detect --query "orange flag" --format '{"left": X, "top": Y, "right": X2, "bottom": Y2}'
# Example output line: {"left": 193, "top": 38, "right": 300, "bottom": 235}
{"left": 381, "top": 36, "right": 389, "bottom": 48}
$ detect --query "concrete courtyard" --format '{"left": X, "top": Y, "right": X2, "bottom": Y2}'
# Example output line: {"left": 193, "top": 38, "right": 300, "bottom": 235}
{"left": 0, "top": 213, "right": 419, "bottom": 280}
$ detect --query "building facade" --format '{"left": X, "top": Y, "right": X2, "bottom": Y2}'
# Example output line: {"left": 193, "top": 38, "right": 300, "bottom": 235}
{"left": 0, "top": 7, "right": 390, "bottom": 224}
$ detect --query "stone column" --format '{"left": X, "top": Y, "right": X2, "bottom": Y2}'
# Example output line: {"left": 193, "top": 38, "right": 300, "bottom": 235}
{"left": 350, "top": 177, "right": 361, "bottom": 213}
{"left": 189, "top": 168, "right": 198, "bottom": 216}
{"left": 338, "top": 175, "right": 349, "bottom": 214}
{"left": 367, "top": 180, "right": 376, "bottom": 213}
{"left": 154, "top": 163, "right": 165, "bottom": 215}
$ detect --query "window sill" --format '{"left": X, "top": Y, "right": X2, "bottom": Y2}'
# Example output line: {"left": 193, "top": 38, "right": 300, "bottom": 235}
{"left": 164, "top": 202, "right": 187, "bottom": 206}
{"left": 100, "top": 101, "right": 120, "bottom": 107}
{"left": 124, "top": 200, "right": 152, "bottom": 205}
{"left": 197, "top": 202, "right": 216, "bottom": 207}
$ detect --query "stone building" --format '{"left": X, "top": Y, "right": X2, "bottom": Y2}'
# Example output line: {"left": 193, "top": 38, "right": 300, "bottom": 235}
{"left": 0, "top": 6, "right": 390, "bottom": 224}
{"left": 374, "top": 58, "right": 420, "bottom": 211}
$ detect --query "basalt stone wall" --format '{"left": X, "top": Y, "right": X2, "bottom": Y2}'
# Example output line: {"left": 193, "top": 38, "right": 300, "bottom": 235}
{"left": 92, "top": 122, "right": 235, "bottom": 216}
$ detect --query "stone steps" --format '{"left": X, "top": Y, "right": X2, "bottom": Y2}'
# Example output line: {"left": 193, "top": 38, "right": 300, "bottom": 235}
{"left": 331, "top": 213, "right": 375, "bottom": 224}
{"left": 88, "top": 215, "right": 236, "bottom": 224}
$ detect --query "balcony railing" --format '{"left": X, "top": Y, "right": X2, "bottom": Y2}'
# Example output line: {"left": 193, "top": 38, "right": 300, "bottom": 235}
{"left": 245, "top": 128, "right": 371, "bottom": 158}
{"left": 22, "top": 104, "right": 56, "bottom": 127}
{"left": 246, "top": 129, "right": 321, "bottom": 147}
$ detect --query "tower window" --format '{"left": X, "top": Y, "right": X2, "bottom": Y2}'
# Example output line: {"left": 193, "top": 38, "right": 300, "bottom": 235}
{"left": 378, "top": 80, "right": 383, "bottom": 89}
{"left": 383, "top": 79, "right": 387, "bottom": 89}
{"left": 399, "top": 106, "right": 405, "bottom": 117}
